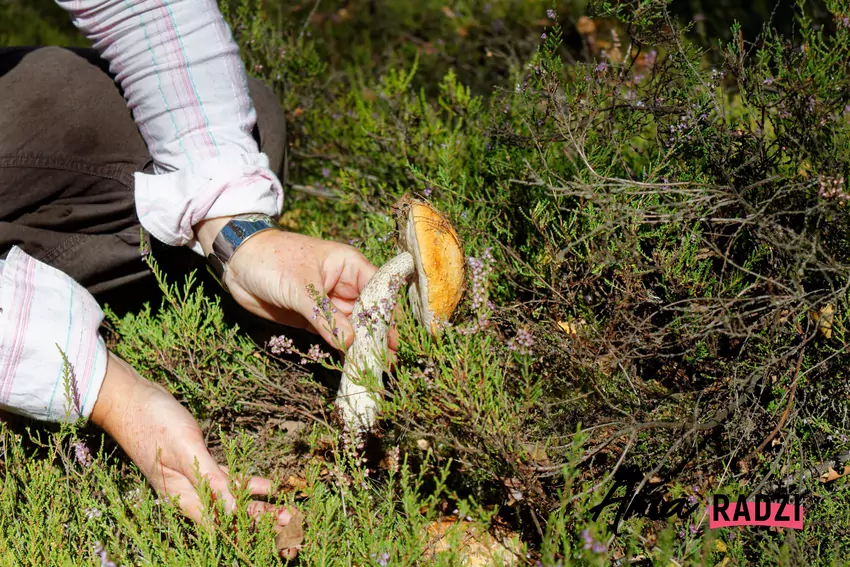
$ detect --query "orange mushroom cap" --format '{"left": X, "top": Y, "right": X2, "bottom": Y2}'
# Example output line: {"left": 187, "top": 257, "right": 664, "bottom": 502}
{"left": 395, "top": 195, "right": 466, "bottom": 334}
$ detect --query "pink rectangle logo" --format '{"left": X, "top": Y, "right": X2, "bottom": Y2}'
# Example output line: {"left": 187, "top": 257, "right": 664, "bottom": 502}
{"left": 708, "top": 496, "right": 803, "bottom": 529}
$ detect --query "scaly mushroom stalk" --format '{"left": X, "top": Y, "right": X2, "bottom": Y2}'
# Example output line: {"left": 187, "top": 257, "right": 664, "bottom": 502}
{"left": 336, "top": 251, "right": 415, "bottom": 431}
{"left": 336, "top": 195, "right": 466, "bottom": 433}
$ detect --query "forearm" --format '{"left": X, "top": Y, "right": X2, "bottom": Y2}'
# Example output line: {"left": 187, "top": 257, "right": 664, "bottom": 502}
{"left": 55, "top": 0, "right": 283, "bottom": 252}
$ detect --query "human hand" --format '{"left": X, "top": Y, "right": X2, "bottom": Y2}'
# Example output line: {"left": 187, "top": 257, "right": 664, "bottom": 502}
{"left": 91, "top": 352, "right": 300, "bottom": 559}
{"left": 196, "top": 219, "right": 399, "bottom": 354}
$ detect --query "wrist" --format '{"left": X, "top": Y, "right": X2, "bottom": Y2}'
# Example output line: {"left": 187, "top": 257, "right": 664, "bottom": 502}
{"left": 194, "top": 216, "right": 234, "bottom": 257}
{"left": 90, "top": 352, "right": 141, "bottom": 436}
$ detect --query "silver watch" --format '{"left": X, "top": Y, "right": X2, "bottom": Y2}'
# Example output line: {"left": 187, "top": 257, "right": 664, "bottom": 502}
{"left": 206, "top": 214, "right": 281, "bottom": 291}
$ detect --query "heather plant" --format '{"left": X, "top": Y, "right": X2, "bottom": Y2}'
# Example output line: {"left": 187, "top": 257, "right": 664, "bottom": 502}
{"left": 3, "top": 0, "right": 850, "bottom": 564}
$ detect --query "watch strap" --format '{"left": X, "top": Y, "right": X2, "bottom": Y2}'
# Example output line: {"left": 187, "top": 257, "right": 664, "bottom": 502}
{"left": 206, "top": 214, "right": 280, "bottom": 291}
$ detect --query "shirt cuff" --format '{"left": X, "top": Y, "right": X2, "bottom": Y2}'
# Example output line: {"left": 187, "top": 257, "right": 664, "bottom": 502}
{"left": 0, "top": 247, "right": 107, "bottom": 422}
{"left": 134, "top": 153, "right": 284, "bottom": 255}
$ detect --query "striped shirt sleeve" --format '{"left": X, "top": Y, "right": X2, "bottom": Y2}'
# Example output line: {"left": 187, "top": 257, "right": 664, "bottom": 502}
{"left": 55, "top": 0, "right": 284, "bottom": 255}
{"left": 0, "top": 247, "right": 107, "bottom": 422}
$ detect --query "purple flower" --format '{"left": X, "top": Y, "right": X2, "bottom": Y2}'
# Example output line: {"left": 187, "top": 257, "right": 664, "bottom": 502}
{"left": 301, "top": 344, "right": 330, "bottom": 364}
{"left": 423, "top": 186, "right": 433, "bottom": 197}
{"left": 269, "top": 335, "right": 294, "bottom": 355}
{"left": 763, "top": 77, "right": 775, "bottom": 86}
{"left": 458, "top": 248, "right": 494, "bottom": 334}
{"left": 73, "top": 441, "right": 92, "bottom": 468}
{"left": 321, "top": 167, "right": 331, "bottom": 178}
{"left": 93, "top": 543, "right": 118, "bottom": 567}
{"left": 591, "top": 542, "right": 607, "bottom": 553}
{"left": 547, "top": 9, "right": 557, "bottom": 20}
{"left": 508, "top": 328, "right": 535, "bottom": 355}
{"left": 541, "top": 32, "right": 548, "bottom": 40}
{"left": 687, "top": 494, "right": 698, "bottom": 505}
{"left": 693, "top": 13, "right": 705, "bottom": 22}
{"left": 595, "top": 61, "right": 608, "bottom": 73}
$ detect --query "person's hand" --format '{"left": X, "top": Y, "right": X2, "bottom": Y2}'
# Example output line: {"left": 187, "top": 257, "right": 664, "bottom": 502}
{"left": 196, "top": 218, "right": 398, "bottom": 353}
{"left": 91, "top": 352, "right": 300, "bottom": 559}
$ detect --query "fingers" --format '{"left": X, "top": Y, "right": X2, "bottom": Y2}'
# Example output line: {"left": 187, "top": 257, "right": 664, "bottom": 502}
{"left": 217, "top": 467, "right": 274, "bottom": 497}
{"left": 246, "top": 501, "right": 304, "bottom": 559}
{"left": 306, "top": 305, "right": 355, "bottom": 352}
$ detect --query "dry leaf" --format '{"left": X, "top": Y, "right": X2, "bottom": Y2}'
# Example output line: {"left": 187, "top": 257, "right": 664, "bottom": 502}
{"left": 274, "top": 509, "right": 304, "bottom": 551}
{"left": 715, "top": 540, "right": 727, "bottom": 553}
{"left": 557, "top": 320, "right": 584, "bottom": 336}
{"left": 811, "top": 303, "right": 835, "bottom": 338}
{"left": 417, "top": 438, "right": 431, "bottom": 451}
{"left": 441, "top": 6, "right": 456, "bottom": 19}
{"left": 502, "top": 478, "right": 525, "bottom": 505}
{"left": 424, "top": 519, "right": 521, "bottom": 567}
{"left": 820, "top": 465, "right": 850, "bottom": 483}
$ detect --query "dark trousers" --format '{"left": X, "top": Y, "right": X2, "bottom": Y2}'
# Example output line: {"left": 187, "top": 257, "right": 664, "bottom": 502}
{"left": 0, "top": 46, "right": 287, "bottom": 313}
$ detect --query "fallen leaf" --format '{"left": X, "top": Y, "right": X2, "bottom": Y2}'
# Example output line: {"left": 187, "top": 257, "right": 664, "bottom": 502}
{"left": 714, "top": 557, "right": 730, "bottom": 567}
{"left": 820, "top": 465, "right": 850, "bottom": 483}
{"left": 811, "top": 303, "right": 835, "bottom": 339}
{"left": 502, "top": 478, "right": 525, "bottom": 505}
{"left": 557, "top": 320, "right": 584, "bottom": 336}
{"left": 441, "top": 6, "right": 456, "bottom": 19}
{"left": 715, "top": 540, "right": 728, "bottom": 553}
{"left": 424, "top": 519, "right": 521, "bottom": 567}
{"left": 417, "top": 438, "right": 431, "bottom": 451}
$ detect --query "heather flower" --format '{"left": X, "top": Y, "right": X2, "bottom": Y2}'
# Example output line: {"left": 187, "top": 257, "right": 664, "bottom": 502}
{"left": 301, "top": 344, "right": 331, "bottom": 365}
{"left": 388, "top": 445, "right": 400, "bottom": 474}
{"left": 594, "top": 61, "right": 608, "bottom": 73}
{"left": 321, "top": 167, "right": 331, "bottom": 178}
{"left": 687, "top": 494, "right": 698, "bottom": 505}
{"left": 547, "top": 8, "right": 557, "bottom": 20}
{"left": 93, "top": 542, "right": 119, "bottom": 567}
{"left": 508, "top": 328, "right": 535, "bottom": 355}
{"left": 73, "top": 441, "right": 92, "bottom": 468}
{"left": 591, "top": 542, "right": 606, "bottom": 553}
{"left": 541, "top": 32, "right": 548, "bottom": 40}
{"left": 423, "top": 186, "right": 433, "bottom": 197}
{"left": 371, "top": 552, "right": 390, "bottom": 567}
{"left": 458, "top": 248, "right": 494, "bottom": 334}
{"left": 818, "top": 175, "right": 848, "bottom": 201}
{"left": 269, "top": 335, "right": 294, "bottom": 355}
{"left": 85, "top": 507, "right": 102, "bottom": 520}
{"left": 763, "top": 77, "right": 775, "bottom": 85}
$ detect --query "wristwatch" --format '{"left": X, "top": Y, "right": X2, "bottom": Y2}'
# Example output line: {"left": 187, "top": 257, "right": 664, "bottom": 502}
{"left": 206, "top": 213, "right": 281, "bottom": 291}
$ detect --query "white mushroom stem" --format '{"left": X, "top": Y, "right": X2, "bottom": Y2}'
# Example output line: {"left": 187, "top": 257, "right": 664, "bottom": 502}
{"left": 337, "top": 251, "right": 416, "bottom": 432}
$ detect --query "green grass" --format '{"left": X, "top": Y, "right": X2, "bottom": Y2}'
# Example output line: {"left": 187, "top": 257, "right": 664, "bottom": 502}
{"left": 4, "top": 0, "right": 850, "bottom": 564}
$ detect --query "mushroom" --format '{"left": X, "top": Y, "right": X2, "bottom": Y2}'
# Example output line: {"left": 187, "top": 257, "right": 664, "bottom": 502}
{"left": 336, "top": 195, "right": 465, "bottom": 432}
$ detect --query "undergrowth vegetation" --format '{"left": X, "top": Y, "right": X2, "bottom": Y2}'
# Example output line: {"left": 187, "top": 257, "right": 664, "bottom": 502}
{"left": 2, "top": 0, "right": 850, "bottom": 565}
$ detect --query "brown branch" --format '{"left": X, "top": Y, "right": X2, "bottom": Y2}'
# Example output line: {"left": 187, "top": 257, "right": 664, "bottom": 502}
{"left": 739, "top": 345, "right": 806, "bottom": 471}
